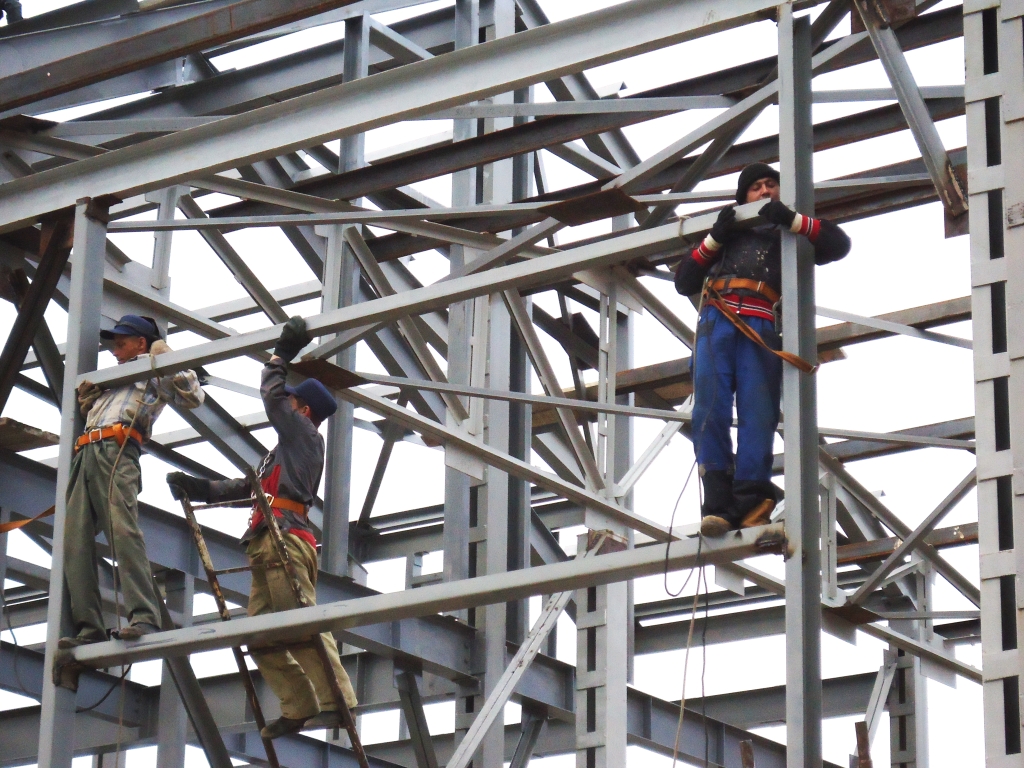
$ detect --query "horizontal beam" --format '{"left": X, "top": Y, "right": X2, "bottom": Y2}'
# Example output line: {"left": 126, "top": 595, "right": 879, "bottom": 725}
{"left": 0, "top": 0, "right": 784, "bottom": 232}
{"left": 69, "top": 524, "right": 785, "bottom": 668}
{"left": 74, "top": 205, "right": 734, "bottom": 390}
{"left": 0, "top": 0, "right": 366, "bottom": 114}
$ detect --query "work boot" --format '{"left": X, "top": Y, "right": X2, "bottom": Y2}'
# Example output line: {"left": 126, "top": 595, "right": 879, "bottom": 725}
{"left": 114, "top": 622, "right": 160, "bottom": 641}
{"left": 699, "top": 469, "right": 738, "bottom": 537}
{"left": 261, "top": 716, "right": 311, "bottom": 740}
{"left": 58, "top": 633, "right": 105, "bottom": 650}
{"left": 734, "top": 480, "right": 779, "bottom": 530}
{"left": 305, "top": 710, "right": 344, "bottom": 730}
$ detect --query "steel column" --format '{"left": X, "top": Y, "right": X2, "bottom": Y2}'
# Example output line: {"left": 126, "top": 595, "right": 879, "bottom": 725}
{"left": 778, "top": 7, "right": 822, "bottom": 767}
{"left": 36, "top": 198, "right": 109, "bottom": 768}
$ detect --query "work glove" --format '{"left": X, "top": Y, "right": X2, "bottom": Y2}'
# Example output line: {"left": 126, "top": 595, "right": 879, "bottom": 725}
{"left": 758, "top": 200, "right": 797, "bottom": 229}
{"left": 149, "top": 339, "right": 171, "bottom": 355}
{"left": 77, "top": 380, "right": 103, "bottom": 416}
{"left": 709, "top": 205, "right": 737, "bottom": 245}
{"left": 273, "top": 316, "right": 310, "bottom": 363}
{"left": 166, "top": 472, "right": 211, "bottom": 503}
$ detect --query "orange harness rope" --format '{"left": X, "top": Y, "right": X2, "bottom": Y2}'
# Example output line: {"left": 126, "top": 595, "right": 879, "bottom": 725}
{"left": 0, "top": 506, "right": 55, "bottom": 534}
{"left": 703, "top": 286, "right": 818, "bottom": 374}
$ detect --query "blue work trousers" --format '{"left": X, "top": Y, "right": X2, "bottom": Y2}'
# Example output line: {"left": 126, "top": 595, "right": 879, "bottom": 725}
{"left": 691, "top": 305, "right": 782, "bottom": 483}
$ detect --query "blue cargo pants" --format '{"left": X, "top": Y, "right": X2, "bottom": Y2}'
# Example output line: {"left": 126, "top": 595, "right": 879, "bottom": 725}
{"left": 691, "top": 305, "right": 783, "bottom": 493}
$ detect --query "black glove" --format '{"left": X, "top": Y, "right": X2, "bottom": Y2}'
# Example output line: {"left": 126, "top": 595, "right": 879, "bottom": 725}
{"left": 273, "top": 316, "right": 310, "bottom": 362}
{"left": 709, "top": 205, "right": 737, "bottom": 244}
{"left": 758, "top": 200, "right": 797, "bottom": 229}
{"left": 167, "top": 472, "right": 211, "bottom": 503}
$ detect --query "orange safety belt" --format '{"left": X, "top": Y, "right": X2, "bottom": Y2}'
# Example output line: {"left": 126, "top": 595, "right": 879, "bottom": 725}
{"left": 703, "top": 286, "right": 818, "bottom": 374}
{"left": 0, "top": 506, "right": 55, "bottom": 534}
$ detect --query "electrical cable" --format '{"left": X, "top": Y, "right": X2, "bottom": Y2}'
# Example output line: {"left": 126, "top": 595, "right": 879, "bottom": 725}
{"left": 668, "top": 246, "right": 734, "bottom": 767}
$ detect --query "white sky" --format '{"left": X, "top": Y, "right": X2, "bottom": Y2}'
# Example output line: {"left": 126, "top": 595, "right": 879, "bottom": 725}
{"left": 0, "top": 0, "right": 983, "bottom": 766}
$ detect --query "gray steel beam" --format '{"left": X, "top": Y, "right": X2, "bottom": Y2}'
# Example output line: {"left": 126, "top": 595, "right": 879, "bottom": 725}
{"left": 0, "top": 0, "right": 791, "bottom": 232}
{"left": 73, "top": 206, "right": 735, "bottom": 391}
{"left": 852, "top": 0, "right": 968, "bottom": 217}
{"left": 176, "top": 194, "right": 289, "bottom": 323}
{"left": 0, "top": 216, "right": 73, "bottom": 414}
{"left": 0, "top": 0, "right": 365, "bottom": 114}
{"left": 36, "top": 198, "right": 110, "bottom": 768}
{"left": 0, "top": 448, "right": 477, "bottom": 681}
{"left": 67, "top": 524, "right": 785, "bottom": 668}
{"left": 778, "top": 8, "right": 821, "bottom": 767}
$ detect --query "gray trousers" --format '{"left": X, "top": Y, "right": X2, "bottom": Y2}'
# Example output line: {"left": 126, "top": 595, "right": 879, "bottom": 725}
{"left": 64, "top": 439, "right": 162, "bottom": 639}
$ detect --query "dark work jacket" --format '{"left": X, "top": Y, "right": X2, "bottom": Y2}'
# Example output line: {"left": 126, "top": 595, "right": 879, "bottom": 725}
{"left": 674, "top": 220, "right": 851, "bottom": 299}
{"left": 208, "top": 359, "right": 324, "bottom": 547}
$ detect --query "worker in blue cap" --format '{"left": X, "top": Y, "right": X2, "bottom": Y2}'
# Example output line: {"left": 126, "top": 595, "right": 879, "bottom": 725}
{"left": 62, "top": 315, "right": 205, "bottom": 648}
{"left": 167, "top": 317, "right": 356, "bottom": 739}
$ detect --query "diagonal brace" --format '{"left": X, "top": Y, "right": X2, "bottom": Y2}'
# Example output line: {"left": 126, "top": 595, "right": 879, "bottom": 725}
{"left": 852, "top": 0, "right": 967, "bottom": 216}
{"left": 849, "top": 469, "right": 976, "bottom": 604}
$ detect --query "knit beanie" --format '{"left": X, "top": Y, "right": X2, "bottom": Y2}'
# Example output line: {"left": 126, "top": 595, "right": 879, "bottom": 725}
{"left": 735, "top": 163, "right": 781, "bottom": 204}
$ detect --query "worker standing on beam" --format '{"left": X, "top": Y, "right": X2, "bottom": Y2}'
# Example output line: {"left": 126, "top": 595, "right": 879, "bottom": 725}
{"left": 166, "top": 316, "right": 358, "bottom": 740}
{"left": 675, "top": 163, "right": 852, "bottom": 537}
{"left": 60, "top": 315, "right": 205, "bottom": 647}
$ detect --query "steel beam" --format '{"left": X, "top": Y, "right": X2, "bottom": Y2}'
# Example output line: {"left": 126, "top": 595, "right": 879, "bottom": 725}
{"left": 852, "top": 0, "right": 968, "bottom": 217}
{"left": 0, "top": 0, "right": 365, "bottom": 114}
{"left": 0, "top": 0, "right": 788, "bottom": 232}
{"left": 778, "top": 8, "right": 821, "bottom": 767}
{"left": 36, "top": 199, "right": 110, "bottom": 768}
{"left": 68, "top": 524, "right": 784, "bottom": 668}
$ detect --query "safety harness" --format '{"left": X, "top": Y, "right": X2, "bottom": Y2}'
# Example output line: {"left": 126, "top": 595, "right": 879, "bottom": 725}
{"left": 702, "top": 278, "right": 818, "bottom": 374}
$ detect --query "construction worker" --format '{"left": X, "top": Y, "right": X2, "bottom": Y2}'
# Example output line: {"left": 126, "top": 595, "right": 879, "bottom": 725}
{"left": 166, "top": 316, "right": 357, "bottom": 740}
{"left": 60, "top": 315, "right": 205, "bottom": 647}
{"left": 675, "top": 163, "right": 851, "bottom": 537}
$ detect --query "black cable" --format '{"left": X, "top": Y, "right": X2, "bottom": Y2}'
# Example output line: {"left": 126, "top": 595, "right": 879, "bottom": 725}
{"left": 75, "top": 663, "right": 133, "bottom": 713}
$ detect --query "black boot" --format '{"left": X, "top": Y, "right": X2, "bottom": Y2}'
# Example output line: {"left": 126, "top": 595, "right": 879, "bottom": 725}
{"left": 733, "top": 480, "right": 779, "bottom": 529}
{"left": 700, "top": 469, "right": 738, "bottom": 536}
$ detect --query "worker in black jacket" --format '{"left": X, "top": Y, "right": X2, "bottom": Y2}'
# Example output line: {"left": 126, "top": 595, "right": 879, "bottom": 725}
{"left": 675, "top": 163, "right": 851, "bottom": 536}
{"left": 167, "top": 317, "right": 357, "bottom": 739}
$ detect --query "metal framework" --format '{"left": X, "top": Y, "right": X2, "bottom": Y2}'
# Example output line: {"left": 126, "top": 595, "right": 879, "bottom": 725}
{"left": 0, "top": 0, "right": 1007, "bottom": 765}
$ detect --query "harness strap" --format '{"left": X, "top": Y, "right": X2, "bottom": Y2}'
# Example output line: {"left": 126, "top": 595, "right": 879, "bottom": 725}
{"left": 75, "top": 423, "right": 145, "bottom": 452}
{"left": 0, "top": 505, "right": 55, "bottom": 534}
{"left": 707, "top": 277, "right": 781, "bottom": 305}
{"left": 703, "top": 287, "right": 818, "bottom": 374}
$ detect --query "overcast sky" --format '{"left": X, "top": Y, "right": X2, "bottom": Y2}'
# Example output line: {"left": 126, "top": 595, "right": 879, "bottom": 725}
{"left": 0, "top": 1, "right": 982, "bottom": 766}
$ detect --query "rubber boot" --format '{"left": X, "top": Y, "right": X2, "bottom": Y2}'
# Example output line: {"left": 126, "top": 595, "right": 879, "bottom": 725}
{"left": 700, "top": 469, "right": 738, "bottom": 536}
{"left": 734, "top": 480, "right": 779, "bottom": 529}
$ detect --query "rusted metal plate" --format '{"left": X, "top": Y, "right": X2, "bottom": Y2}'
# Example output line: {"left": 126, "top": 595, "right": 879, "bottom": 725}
{"left": 291, "top": 358, "right": 368, "bottom": 390}
{"left": 0, "top": 418, "right": 59, "bottom": 452}
{"left": 539, "top": 187, "right": 646, "bottom": 226}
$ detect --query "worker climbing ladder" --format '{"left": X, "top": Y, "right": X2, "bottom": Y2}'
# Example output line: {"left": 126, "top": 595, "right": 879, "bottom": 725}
{"left": 177, "top": 466, "right": 370, "bottom": 768}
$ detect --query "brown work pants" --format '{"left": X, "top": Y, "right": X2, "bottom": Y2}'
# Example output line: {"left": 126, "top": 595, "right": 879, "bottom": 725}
{"left": 245, "top": 530, "right": 357, "bottom": 720}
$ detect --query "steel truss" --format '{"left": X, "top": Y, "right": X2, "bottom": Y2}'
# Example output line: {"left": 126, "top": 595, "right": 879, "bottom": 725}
{"left": 0, "top": 0, "right": 999, "bottom": 766}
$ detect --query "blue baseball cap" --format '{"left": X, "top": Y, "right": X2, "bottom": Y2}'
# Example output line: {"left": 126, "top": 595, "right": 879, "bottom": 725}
{"left": 285, "top": 378, "right": 338, "bottom": 423}
{"left": 101, "top": 314, "right": 161, "bottom": 342}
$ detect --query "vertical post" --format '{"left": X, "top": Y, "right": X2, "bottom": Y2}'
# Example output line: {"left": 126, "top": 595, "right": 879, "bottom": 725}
{"left": 339, "top": 14, "right": 369, "bottom": 174}
{"left": 575, "top": 285, "right": 631, "bottom": 768}
{"left": 445, "top": 1, "right": 481, "bottom": 757}
{"left": 321, "top": 13, "right": 369, "bottom": 576}
{"left": 778, "top": 6, "right": 822, "bottom": 768}
{"left": 146, "top": 186, "right": 184, "bottom": 294}
{"left": 156, "top": 571, "right": 195, "bottom": 768}
{"left": 320, "top": 223, "right": 359, "bottom": 576}
{"left": 475, "top": 5, "right": 517, "bottom": 764}
{"left": 965, "top": 3, "right": 1024, "bottom": 764}
{"left": 38, "top": 198, "right": 109, "bottom": 768}
{"left": 443, "top": 0, "right": 480, "bottom": 591}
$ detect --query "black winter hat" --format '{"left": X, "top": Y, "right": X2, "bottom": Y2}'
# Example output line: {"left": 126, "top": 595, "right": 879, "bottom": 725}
{"left": 735, "top": 163, "right": 780, "bottom": 204}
